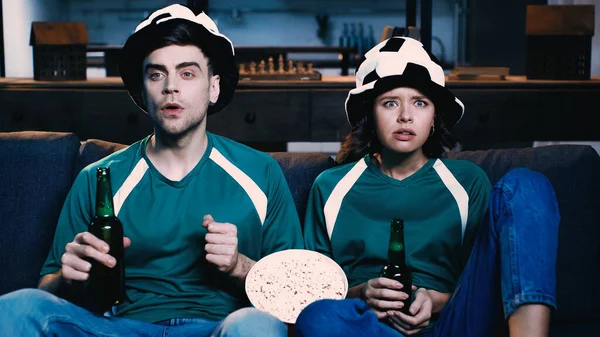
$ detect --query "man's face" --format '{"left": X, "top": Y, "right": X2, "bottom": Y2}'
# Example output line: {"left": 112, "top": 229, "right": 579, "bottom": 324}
{"left": 141, "top": 45, "right": 220, "bottom": 137}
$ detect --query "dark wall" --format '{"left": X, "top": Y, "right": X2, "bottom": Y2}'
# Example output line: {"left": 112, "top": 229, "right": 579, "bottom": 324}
{"left": 0, "top": 1, "right": 4, "bottom": 77}
{"left": 187, "top": 0, "right": 209, "bottom": 13}
{"left": 466, "top": 0, "right": 547, "bottom": 75}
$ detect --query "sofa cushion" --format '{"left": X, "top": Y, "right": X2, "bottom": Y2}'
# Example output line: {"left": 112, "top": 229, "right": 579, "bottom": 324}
{"left": 0, "top": 131, "right": 81, "bottom": 295}
{"left": 269, "top": 152, "right": 336, "bottom": 226}
{"left": 74, "top": 138, "right": 128, "bottom": 179}
{"left": 448, "top": 145, "right": 600, "bottom": 323}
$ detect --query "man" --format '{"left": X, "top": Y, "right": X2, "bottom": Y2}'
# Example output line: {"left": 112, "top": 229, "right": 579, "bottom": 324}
{"left": 0, "top": 4, "right": 303, "bottom": 336}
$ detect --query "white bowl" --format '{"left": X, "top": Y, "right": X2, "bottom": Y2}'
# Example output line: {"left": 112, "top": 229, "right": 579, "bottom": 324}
{"left": 245, "top": 249, "right": 348, "bottom": 323}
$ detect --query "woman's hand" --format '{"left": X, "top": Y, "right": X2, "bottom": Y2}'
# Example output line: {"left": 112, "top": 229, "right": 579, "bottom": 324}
{"left": 387, "top": 287, "right": 433, "bottom": 335}
{"left": 360, "top": 277, "right": 411, "bottom": 319}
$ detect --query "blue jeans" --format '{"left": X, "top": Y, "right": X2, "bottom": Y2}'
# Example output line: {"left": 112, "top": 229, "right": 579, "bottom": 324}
{"left": 295, "top": 168, "right": 560, "bottom": 337}
{"left": 0, "top": 288, "right": 287, "bottom": 337}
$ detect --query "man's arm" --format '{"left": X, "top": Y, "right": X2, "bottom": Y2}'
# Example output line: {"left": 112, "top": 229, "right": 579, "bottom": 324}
{"left": 39, "top": 170, "right": 94, "bottom": 295}
{"left": 38, "top": 271, "right": 85, "bottom": 302}
{"left": 229, "top": 254, "right": 256, "bottom": 283}
{"left": 38, "top": 272, "right": 64, "bottom": 295}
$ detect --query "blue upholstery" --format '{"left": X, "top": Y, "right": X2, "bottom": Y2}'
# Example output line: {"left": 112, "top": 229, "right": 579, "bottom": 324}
{"left": 269, "top": 152, "right": 336, "bottom": 226}
{"left": 0, "top": 132, "right": 80, "bottom": 293}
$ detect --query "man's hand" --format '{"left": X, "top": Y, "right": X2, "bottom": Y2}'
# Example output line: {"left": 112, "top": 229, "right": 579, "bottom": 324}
{"left": 387, "top": 287, "right": 433, "bottom": 335}
{"left": 61, "top": 232, "right": 131, "bottom": 284}
{"left": 203, "top": 214, "right": 241, "bottom": 274}
{"left": 202, "top": 214, "right": 255, "bottom": 282}
{"left": 360, "top": 277, "right": 411, "bottom": 319}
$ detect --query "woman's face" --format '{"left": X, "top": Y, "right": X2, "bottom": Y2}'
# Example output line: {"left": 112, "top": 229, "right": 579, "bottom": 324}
{"left": 373, "top": 87, "right": 435, "bottom": 155}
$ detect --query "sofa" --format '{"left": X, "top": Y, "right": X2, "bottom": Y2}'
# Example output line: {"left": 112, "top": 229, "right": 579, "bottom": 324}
{"left": 1, "top": 130, "right": 599, "bottom": 337}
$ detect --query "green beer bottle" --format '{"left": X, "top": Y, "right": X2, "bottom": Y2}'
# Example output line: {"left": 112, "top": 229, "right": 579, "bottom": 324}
{"left": 88, "top": 167, "right": 125, "bottom": 312}
{"left": 380, "top": 219, "right": 412, "bottom": 315}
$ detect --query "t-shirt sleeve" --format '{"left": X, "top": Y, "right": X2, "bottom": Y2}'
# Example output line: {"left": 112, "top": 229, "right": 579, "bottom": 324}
{"left": 460, "top": 166, "right": 493, "bottom": 268}
{"left": 260, "top": 159, "right": 304, "bottom": 257}
{"left": 39, "top": 169, "right": 94, "bottom": 277}
{"left": 302, "top": 176, "right": 333, "bottom": 258}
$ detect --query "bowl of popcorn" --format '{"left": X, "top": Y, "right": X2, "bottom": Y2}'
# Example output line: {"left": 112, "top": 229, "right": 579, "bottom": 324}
{"left": 245, "top": 249, "right": 348, "bottom": 323}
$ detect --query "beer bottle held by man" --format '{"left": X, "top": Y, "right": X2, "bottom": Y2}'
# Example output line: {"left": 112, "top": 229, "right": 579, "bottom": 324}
{"left": 87, "top": 167, "right": 125, "bottom": 313}
{"left": 380, "top": 218, "right": 412, "bottom": 315}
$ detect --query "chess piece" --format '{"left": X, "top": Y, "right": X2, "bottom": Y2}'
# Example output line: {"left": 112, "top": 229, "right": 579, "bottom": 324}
{"left": 307, "top": 63, "right": 314, "bottom": 74}
{"left": 287, "top": 60, "right": 294, "bottom": 74}
{"left": 267, "top": 57, "right": 275, "bottom": 74}
{"left": 258, "top": 60, "right": 266, "bottom": 74}
{"left": 238, "top": 63, "right": 246, "bottom": 75}
{"left": 277, "top": 55, "right": 285, "bottom": 74}
{"left": 249, "top": 61, "right": 257, "bottom": 74}
{"left": 297, "top": 61, "right": 305, "bottom": 74}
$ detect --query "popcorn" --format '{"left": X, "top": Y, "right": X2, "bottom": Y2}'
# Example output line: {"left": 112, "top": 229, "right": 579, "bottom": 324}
{"left": 246, "top": 249, "right": 348, "bottom": 323}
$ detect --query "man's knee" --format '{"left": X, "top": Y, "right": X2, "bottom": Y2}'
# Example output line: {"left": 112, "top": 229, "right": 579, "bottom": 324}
{"left": 0, "top": 288, "right": 60, "bottom": 312}
{"left": 219, "top": 307, "right": 287, "bottom": 337}
{"left": 0, "top": 288, "right": 68, "bottom": 326}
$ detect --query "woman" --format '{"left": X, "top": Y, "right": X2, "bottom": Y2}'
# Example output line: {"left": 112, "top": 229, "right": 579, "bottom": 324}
{"left": 296, "top": 37, "right": 559, "bottom": 337}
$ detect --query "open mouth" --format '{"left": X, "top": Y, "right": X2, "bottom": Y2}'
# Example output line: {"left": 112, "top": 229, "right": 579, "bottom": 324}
{"left": 162, "top": 103, "right": 183, "bottom": 114}
{"left": 163, "top": 103, "right": 182, "bottom": 110}
{"left": 394, "top": 129, "right": 416, "bottom": 136}
{"left": 393, "top": 128, "right": 416, "bottom": 141}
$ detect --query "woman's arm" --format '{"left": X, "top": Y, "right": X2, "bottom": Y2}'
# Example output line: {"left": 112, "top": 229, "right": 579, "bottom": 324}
{"left": 425, "top": 288, "right": 451, "bottom": 314}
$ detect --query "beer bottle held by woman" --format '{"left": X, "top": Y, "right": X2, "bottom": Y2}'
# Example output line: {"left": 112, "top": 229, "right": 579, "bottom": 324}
{"left": 380, "top": 219, "right": 412, "bottom": 315}
{"left": 87, "top": 167, "right": 125, "bottom": 313}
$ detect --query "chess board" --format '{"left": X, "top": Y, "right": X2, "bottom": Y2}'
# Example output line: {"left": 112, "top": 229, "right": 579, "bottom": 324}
{"left": 238, "top": 55, "right": 322, "bottom": 81}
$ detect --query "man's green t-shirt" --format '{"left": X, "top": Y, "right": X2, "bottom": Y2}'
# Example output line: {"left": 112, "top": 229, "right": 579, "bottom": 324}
{"left": 304, "top": 155, "right": 492, "bottom": 328}
{"left": 41, "top": 132, "right": 303, "bottom": 323}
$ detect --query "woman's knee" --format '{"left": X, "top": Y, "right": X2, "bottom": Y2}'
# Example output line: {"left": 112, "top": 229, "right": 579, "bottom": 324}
{"left": 296, "top": 299, "right": 340, "bottom": 325}
{"left": 497, "top": 168, "right": 555, "bottom": 198}
{"left": 494, "top": 168, "right": 559, "bottom": 219}
{"left": 491, "top": 168, "right": 560, "bottom": 244}
{"left": 296, "top": 299, "right": 371, "bottom": 336}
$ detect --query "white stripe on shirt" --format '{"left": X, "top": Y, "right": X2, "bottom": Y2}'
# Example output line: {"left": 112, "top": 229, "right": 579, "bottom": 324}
{"left": 324, "top": 158, "right": 368, "bottom": 239}
{"left": 113, "top": 158, "right": 149, "bottom": 216}
{"left": 432, "top": 159, "right": 469, "bottom": 244}
{"left": 209, "top": 148, "right": 267, "bottom": 225}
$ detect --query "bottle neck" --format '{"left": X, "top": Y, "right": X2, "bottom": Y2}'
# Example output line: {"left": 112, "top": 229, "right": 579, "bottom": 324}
{"left": 387, "top": 229, "right": 406, "bottom": 267}
{"left": 95, "top": 174, "right": 115, "bottom": 218}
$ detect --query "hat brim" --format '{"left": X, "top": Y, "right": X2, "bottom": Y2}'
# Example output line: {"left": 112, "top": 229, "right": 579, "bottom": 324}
{"left": 119, "top": 19, "right": 238, "bottom": 115}
{"left": 345, "top": 75, "right": 464, "bottom": 128}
